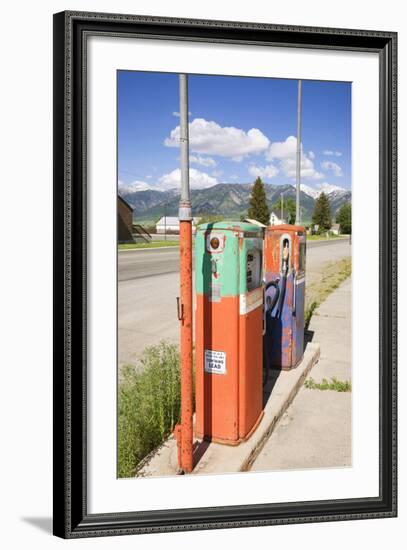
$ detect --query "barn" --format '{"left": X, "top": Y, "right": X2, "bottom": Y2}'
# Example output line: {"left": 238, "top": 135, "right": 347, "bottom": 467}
{"left": 117, "top": 195, "right": 134, "bottom": 243}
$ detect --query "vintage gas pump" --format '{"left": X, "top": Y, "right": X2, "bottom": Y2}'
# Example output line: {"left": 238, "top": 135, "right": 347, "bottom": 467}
{"left": 264, "top": 224, "right": 306, "bottom": 370}
{"left": 195, "top": 221, "right": 264, "bottom": 444}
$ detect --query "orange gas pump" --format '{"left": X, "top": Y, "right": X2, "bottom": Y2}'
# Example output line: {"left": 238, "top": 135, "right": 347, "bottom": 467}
{"left": 195, "top": 222, "right": 264, "bottom": 445}
{"left": 263, "top": 224, "right": 306, "bottom": 370}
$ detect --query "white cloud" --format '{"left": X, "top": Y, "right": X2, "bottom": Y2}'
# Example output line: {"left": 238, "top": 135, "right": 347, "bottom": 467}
{"left": 165, "top": 118, "right": 270, "bottom": 161}
{"left": 323, "top": 150, "right": 342, "bottom": 157}
{"left": 266, "top": 135, "right": 298, "bottom": 160}
{"left": 266, "top": 136, "right": 324, "bottom": 180}
{"left": 212, "top": 170, "right": 224, "bottom": 178}
{"left": 157, "top": 168, "right": 218, "bottom": 190}
{"left": 321, "top": 160, "right": 343, "bottom": 177}
{"left": 281, "top": 156, "right": 324, "bottom": 180}
{"left": 309, "top": 151, "right": 315, "bottom": 160}
{"left": 189, "top": 154, "right": 217, "bottom": 167}
{"left": 118, "top": 180, "right": 158, "bottom": 193}
{"left": 229, "top": 174, "right": 239, "bottom": 180}
{"left": 248, "top": 163, "right": 279, "bottom": 180}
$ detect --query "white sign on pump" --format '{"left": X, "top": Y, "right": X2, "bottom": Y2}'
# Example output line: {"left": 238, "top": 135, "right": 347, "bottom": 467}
{"left": 204, "top": 350, "right": 227, "bottom": 375}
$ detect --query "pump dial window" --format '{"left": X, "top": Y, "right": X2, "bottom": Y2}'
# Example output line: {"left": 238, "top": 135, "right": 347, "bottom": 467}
{"left": 206, "top": 233, "right": 224, "bottom": 253}
{"left": 210, "top": 237, "right": 220, "bottom": 250}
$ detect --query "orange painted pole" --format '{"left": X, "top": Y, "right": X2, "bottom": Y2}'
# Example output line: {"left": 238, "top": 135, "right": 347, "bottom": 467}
{"left": 179, "top": 219, "right": 193, "bottom": 473}
{"left": 177, "top": 73, "right": 193, "bottom": 473}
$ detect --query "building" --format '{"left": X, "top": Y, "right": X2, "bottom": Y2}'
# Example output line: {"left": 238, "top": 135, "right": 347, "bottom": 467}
{"left": 156, "top": 216, "right": 200, "bottom": 234}
{"left": 117, "top": 195, "right": 134, "bottom": 243}
{"left": 331, "top": 223, "right": 341, "bottom": 235}
{"left": 269, "top": 211, "right": 285, "bottom": 226}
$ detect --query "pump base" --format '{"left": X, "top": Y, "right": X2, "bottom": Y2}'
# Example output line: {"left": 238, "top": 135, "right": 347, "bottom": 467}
{"left": 195, "top": 410, "right": 264, "bottom": 446}
{"left": 270, "top": 354, "right": 305, "bottom": 371}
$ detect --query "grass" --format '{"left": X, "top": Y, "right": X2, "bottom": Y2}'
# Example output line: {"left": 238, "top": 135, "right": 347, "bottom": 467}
{"left": 304, "top": 377, "right": 352, "bottom": 392}
{"left": 118, "top": 341, "right": 181, "bottom": 478}
{"left": 304, "top": 257, "right": 352, "bottom": 328}
{"left": 118, "top": 240, "right": 179, "bottom": 250}
{"left": 304, "top": 301, "right": 318, "bottom": 332}
{"left": 307, "top": 233, "right": 347, "bottom": 241}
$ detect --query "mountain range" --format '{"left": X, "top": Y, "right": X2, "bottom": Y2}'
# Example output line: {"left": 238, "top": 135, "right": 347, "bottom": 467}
{"left": 120, "top": 182, "right": 351, "bottom": 224}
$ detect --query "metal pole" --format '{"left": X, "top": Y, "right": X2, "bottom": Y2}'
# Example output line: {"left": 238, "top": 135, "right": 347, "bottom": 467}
{"left": 295, "top": 79, "right": 302, "bottom": 225}
{"left": 281, "top": 192, "right": 284, "bottom": 222}
{"left": 177, "top": 74, "right": 193, "bottom": 474}
{"left": 164, "top": 202, "right": 167, "bottom": 241}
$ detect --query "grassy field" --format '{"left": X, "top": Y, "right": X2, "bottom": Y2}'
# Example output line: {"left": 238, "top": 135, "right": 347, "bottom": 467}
{"left": 118, "top": 240, "right": 179, "bottom": 250}
{"left": 306, "top": 234, "right": 349, "bottom": 241}
{"left": 304, "top": 256, "right": 352, "bottom": 329}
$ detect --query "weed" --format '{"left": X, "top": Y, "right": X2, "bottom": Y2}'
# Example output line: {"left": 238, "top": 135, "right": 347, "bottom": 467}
{"left": 304, "top": 302, "right": 318, "bottom": 331}
{"left": 304, "top": 377, "right": 352, "bottom": 392}
{"left": 118, "top": 341, "right": 181, "bottom": 478}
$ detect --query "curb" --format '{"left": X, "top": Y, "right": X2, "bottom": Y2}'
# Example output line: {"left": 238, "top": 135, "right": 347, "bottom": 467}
{"left": 240, "top": 342, "right": 320, "bottom": 471}
{"left": 138, "top": 342, "right": 320, "bottom": 477}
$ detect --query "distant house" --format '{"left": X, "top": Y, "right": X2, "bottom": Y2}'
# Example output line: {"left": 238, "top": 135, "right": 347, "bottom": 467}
{"left": 331, "top": 223, "right": 341, "bottom": 235}
{"left": 118, "top": 195, "right": 134, "bottom": 243}
{"left": 156, "top": 216, "right": 200, "bottom": 234}
{"left": 269, "top": 211, "right": 285, "bottom": 226}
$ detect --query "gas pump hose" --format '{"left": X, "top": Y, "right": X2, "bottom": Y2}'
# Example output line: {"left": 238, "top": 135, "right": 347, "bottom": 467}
{"left": 265, "top": 280, "right": 280, "bottom": 314}
{"left": 275, "top": 260, "right": 289, "bottom": 319}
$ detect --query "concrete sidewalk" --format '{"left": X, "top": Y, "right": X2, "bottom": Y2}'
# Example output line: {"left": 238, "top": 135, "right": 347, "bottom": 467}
{"left": 138, "top": 343, "right": 320, "bottom": 477}
{"left": 250, "top": 277, "right": 352, "bottom": 471}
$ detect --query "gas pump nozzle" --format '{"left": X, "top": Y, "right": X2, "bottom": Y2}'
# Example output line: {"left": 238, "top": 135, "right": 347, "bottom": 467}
{"left": 275, "top": 241, "right": 290, "bottom": 319}
{"left": 282, "top": 241, "right": 290, "bottom": 274}
{"left": 265, "top": 279, "right": 280, "bottom": 314}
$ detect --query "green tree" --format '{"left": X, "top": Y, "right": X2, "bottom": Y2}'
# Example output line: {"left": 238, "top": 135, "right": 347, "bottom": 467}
{"left": 312, "top": 192, "right": 332, "bottom": 232}
{"left": 247, "top": 177, "right": 270, "bottom": 225}
{"left": 336, "top": 202, "right": 352, "bottom": 234}
{"left": 271, "top": 196, "right": 296, "bottom": 224}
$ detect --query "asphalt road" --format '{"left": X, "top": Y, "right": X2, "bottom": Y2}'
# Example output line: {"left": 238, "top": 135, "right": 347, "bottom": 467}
{"left": 118, "top": 239, "right": 351, "bottom": 367}
{"left": 118, "top": 238, "right": 350, "bottom": 282}
{"left": 118, "top": 247, "right": 181, "bottom": 282}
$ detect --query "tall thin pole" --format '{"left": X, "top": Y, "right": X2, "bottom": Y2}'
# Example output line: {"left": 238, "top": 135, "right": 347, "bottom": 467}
{"left": 295, "top": 79, "right": 302, "bottom": 225}
{"left": 281, "top": 192, "right": 284, "bottom": 222}
{"left": 178, "top": 74, "right": 193, "bottom": 474}
{"left": 164, "top": 201, "right": 167, "bottom": 241}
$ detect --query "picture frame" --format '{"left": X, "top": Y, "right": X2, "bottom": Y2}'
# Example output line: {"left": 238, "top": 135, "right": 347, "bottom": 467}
{"left": 53, "top": 10, "right": 397, "bottom": 538}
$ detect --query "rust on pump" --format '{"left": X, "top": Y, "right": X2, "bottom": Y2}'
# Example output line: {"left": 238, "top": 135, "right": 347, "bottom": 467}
{"left": 263, "top": 224, "right": 306, "bottom": 370}
{"left": 195, "top": 221, "right": 264, "bottom": 445}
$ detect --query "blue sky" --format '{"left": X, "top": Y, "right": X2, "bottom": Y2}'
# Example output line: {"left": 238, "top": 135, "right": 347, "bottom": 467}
{"left": 117, "top": 71, "right": 351, "bottom": 194}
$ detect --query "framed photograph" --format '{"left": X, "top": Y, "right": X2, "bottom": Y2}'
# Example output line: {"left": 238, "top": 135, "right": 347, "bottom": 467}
{"left": 53, "top": 11, "right": 397, "bottom": 538}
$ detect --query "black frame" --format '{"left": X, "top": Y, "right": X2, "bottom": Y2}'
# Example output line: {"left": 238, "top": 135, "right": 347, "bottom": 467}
{"left": 53, "top": 11, "right": 397, "bottom": 538}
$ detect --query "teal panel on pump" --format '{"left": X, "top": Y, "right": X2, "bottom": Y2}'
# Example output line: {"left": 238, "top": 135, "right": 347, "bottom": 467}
{"left": 195, "top": 221, "right": 263, "bottom": 297}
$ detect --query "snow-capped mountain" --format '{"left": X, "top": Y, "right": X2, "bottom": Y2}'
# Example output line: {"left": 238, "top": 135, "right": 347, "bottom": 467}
{"left": 296, "top": 182, "right": 349, "bottom": 200}
{"left": 118, "top": 180, "right": 163, "bottom": 193}
{"left": 297, "top": 184, "right": 320, "bottom": 199}
{"left": 122, "top": 182, "right": 351, "bottom": 222}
